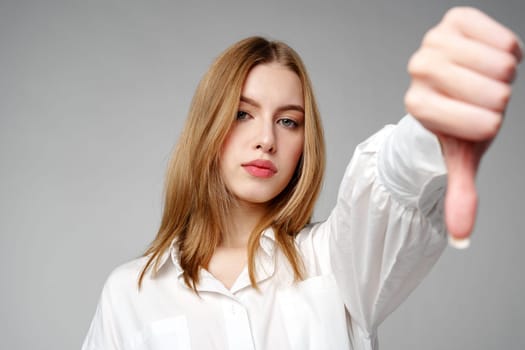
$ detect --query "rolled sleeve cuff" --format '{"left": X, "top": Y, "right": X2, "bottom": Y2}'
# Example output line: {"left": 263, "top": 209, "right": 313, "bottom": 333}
{"left": 378, "top": 114, "right": 447, "bottom": 223}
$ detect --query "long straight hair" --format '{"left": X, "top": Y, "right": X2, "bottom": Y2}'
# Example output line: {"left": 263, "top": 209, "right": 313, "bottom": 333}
{"left": 138, "top": 37, "right": 325, "bottom": 291}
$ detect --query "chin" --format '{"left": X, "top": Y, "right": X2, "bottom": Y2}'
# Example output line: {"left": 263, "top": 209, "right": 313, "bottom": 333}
{"left": 238, "top": 196, "right": 274, "bottom": 205}
{"left": 236, "top": 191, "right": 281, "bottom": 206}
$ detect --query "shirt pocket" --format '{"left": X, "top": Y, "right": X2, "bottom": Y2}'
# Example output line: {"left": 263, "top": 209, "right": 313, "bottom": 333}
{"left": 276, "top": 274, "right": 350, "bottom": 349}
{"left": 130, "top": 316, "right": 191, "bottom": 350}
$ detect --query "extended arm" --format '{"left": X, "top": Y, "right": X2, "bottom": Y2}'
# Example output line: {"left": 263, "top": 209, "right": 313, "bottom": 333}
{"left": 405, "top": 7, "right": 522, "bottom": 246}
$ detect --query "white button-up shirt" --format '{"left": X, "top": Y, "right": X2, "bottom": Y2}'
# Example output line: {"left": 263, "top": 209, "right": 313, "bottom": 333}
{"left": 82, "top": 115, "right": 448, "bottom": 350}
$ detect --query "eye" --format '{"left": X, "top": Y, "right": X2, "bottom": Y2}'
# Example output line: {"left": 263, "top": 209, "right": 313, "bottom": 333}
{"left": 236, "top": 110, "right": 250, "bottom": 121}
{"left": 278, "top": 118, "right": 299, "bottom": 129}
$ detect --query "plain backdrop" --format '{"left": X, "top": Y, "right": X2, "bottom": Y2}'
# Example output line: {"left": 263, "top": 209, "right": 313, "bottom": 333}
{"left": 1, "top": 0, "right": 524, "bottom": 349}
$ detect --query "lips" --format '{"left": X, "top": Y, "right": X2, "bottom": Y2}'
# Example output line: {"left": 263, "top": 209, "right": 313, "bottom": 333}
{"left": 242, "top": 159, "right": 277, "bottom": 178}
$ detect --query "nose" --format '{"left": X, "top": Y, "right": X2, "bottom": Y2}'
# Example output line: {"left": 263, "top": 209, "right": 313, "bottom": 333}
{"left": 255, "top": 121, "right": 276, "bottom": 153}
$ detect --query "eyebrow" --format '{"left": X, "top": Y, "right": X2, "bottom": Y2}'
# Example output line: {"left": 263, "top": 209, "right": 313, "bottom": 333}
{"left": 240, "top": 95, "right": 305, "bottom": 114}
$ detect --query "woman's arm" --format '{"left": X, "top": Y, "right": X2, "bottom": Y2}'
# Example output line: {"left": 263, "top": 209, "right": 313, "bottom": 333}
{"left": 405, "top": 7, "right": 522, "bottom": 245}
{"left": 299, "top": 6, "right": 521, "bottom": 341}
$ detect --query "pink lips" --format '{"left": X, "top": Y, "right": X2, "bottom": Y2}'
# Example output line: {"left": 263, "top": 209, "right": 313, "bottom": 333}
{"left": 242, "top": 159, "right": 277, "bottom": 178}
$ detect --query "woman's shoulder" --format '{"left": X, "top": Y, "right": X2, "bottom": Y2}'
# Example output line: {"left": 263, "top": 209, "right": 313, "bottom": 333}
{"left": 102, "top": 256, "right": 150, "bottom": 295}
{"left": 295, "top": 221, "right": 326, "bottom": 240}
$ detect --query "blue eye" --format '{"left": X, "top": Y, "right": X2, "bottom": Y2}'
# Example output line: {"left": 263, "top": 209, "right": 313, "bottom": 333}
{"left": 278, "top": 118, "right": 298, "bottom": 128}
{"left": 236, "top": 111, "right": 249, "bottom": 120}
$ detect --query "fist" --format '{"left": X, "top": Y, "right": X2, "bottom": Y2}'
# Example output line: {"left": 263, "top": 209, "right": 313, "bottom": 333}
{"left": 404, "top": 7, "right": 522, "bottom": 247}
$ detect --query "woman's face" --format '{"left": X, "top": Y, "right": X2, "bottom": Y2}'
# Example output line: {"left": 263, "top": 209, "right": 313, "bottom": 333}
{"left": 220, "top": 63, "right": 305, "bottom": 207}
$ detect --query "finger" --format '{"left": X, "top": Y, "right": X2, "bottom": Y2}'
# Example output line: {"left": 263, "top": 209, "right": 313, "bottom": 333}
{"left": 405, "top": 82, "right": 502, "bottom": 141}
{"left": 440, "top": 137, "right": 482, "bottom": 246}
{"left": 423, "top": 28, "right": 519, "bottom": 83}
{"left": 441, "top": 7, "right": 523, "bottom": 62}
{"left": 409, "top": 48, "right": 512, "bottom": 112}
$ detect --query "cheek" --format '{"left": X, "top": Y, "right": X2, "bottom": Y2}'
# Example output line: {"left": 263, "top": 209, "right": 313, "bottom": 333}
{"left": 290, "top": 136, "right": 305, "bottom": 163}
{"left": 218, "top": 138, "right": 235, "bottom": 183}
{"left": 294, "top": 141, "right": 304, "bottom": 161}
{"left": 219, "top": 130, "right": 238, "bottom": 164}
{"left": 282, "top": 135, "right": 304, "bottom": 176}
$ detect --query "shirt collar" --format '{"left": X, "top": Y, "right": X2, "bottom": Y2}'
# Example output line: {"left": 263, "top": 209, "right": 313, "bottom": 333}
{"left": 259, "top": 227, "right": 276, "bottom": 257}
{"left": 155, "top": 238, "right": 182, "bottom": 277}
{"left": 157, "top": 228, "right": 277, "bottom": 278}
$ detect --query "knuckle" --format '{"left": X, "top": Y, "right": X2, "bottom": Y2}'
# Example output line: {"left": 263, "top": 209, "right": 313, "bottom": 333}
{"left": 407, "top": 50, "right": 432, "bottom": 77}
{"left": 404, "top": 88, "right": 417, "bottom": 113}
{"left": 443, "top": 7, "right": 478, "bottom": 24}
{"left": 499, "top": 55, "right": 518, "bottom": 82}
{"left": 407, "top": 53, "right": 419, "bottom": 75}
{"left": 502, "top": 35, "right": 521, "bottom": 56}
{"left": 404, "top": 87, "right": 426, "bottom": 118}
{"left": 482, "top": 114, "right": 503, "bottom": 139}
{"left": 422, "top": 28, "right": 442, "bottom": 47}
{"left": 443, "top": 7, "right": 462, "bottom": 24}
{"left": 494, "top": 84, "right": 512, "bottom": 111}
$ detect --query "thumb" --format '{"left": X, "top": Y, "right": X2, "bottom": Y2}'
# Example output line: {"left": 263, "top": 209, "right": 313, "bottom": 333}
{"left": 440, "top": 136, "right": 484, "bottom": 248}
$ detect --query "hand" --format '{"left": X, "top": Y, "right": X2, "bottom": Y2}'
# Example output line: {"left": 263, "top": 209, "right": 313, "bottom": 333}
{"left": 404, "top": 7, "right": 522, "bottom": 247}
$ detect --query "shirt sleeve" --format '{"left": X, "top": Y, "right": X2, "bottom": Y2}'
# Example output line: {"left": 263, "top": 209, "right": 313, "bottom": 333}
{"left": 315, "top": 115, "right": 448, "bottom": 338}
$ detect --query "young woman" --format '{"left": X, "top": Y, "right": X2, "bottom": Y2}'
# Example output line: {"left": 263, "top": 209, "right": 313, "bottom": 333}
{"left": 82, "top": 7, "right": 521, "bottom": 350}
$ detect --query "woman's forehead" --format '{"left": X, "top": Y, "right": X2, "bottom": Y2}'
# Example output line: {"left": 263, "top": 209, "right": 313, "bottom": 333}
{"left": 241, "top": 63, "right": 304, "bottom": 108}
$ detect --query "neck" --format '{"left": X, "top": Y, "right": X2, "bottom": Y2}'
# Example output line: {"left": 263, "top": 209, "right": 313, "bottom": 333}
{"left": 221, "top": 201, "right": 268, "bottom": 249}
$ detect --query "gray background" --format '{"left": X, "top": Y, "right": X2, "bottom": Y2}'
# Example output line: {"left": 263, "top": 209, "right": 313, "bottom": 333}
{"left": 1, "top": 0, "right": 524, "bottom": 349}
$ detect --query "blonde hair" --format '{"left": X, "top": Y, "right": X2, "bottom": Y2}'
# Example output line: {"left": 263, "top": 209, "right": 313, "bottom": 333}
{"left": 138, "top": 37, "right": 325, "bottom": 291}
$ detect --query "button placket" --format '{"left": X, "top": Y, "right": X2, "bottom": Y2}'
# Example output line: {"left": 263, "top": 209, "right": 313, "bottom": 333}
{"left": 223, "top": 300, "right": 255, "bottom": 350}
